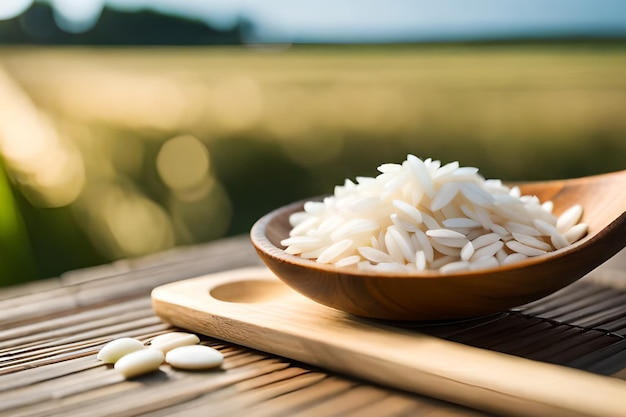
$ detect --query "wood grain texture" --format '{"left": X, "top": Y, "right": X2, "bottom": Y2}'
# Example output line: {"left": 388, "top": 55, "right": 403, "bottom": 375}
{"left": 251, "top": 170, "right": 626, "bottom": 320}
{"left": 152, "top": 265, "right": 626, "bottom": 417}
{"left": 1, "top": 236, "right": 496, "bottom": 417}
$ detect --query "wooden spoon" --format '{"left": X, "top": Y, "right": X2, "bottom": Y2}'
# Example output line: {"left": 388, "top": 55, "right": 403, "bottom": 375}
{"left": 251, "top": 169, "right": 626, "bottom": 321}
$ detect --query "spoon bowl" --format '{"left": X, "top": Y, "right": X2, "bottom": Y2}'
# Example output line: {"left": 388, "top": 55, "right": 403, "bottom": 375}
{"left": 251, "top": 170, "right": 626, "bottom": 321}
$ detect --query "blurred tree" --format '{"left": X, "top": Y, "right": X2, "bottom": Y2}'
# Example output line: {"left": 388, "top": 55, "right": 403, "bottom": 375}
{"left": 0, "top": 2, "right": 244, "bottom": 45}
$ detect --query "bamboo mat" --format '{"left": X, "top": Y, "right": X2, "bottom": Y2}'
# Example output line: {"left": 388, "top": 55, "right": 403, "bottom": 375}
{"left": 395, "top": 281, "right": 626, "bottom": 378}
{"left": 0, "top": 236, "right": 624, "bottom": 417}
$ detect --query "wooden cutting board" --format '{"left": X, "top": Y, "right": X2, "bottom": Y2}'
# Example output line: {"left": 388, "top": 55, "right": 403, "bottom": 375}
{"left": 151, "top": 266, "right": 626, "bottom": 417}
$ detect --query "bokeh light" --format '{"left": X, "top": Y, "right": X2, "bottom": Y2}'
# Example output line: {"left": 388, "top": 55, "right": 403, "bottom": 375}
{"left": 74, "top": 181, "right": 175, "bottom": 259}
{"left": 157, "top": 134, "right": 233, "bottom": 244}
{"left": 0, "top": 0, "right": 32, "bottom": 20}
{"left": 0, "top": 67, "right": 85, "bottom": 208}
{"left": 157, "top": 135, "right": 210, "bottom": 192}
{"left": 51, "top": 0, "right": 105, "bottom": 33}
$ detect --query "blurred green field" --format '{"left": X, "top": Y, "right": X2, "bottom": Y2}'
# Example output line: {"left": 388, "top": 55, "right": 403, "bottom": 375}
{"left": 0, "top": 43, "right": 625, "bottom": 286}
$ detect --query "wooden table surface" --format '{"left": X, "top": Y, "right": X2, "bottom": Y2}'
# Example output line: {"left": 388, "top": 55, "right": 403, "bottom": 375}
{"left": 1, "top": 235, "right": 625, "bottom": 417}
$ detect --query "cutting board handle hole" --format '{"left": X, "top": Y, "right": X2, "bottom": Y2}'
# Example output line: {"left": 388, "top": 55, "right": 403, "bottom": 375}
{"left": 210, "top": 279, "right": 293, "bottom": 303}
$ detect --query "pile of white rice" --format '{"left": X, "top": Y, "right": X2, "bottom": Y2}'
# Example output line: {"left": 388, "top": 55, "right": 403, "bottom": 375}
{"left": 281, "top": 155, "right": 588, "bottom": 273}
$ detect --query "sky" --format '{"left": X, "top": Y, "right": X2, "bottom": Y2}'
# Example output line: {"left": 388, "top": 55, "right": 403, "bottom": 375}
{"left": 1, "top": 0, "right": 626, "bottom": 43}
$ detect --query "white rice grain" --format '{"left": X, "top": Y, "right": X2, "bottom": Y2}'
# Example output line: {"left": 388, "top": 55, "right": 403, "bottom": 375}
{"left": 281, "top": 236, "right": 326, "bottom": 254}
{"left": 430, "top": 255, "right": 458, "bottom": 269}
{"left": 300, "top": 247, "right": 326, "bottom": 259}
{"left": 542, "top": 201, "right": 554, "bottom": 213}
{"left": 469, "top": 256, "right": 500, "bottom": 270}
{"left": 316, "top": 239, "right": 354, "bottom": 264}
{"left": 490, "top": 223, "right": 510, "bottom": 238}
{"left": 386, "top": 226, "right": 415, "bottom": 262}
{"left": 334, "top": 255, "right": 361, "bottom": 268}
{"left": 550, "top": 232, "right": 571, "bottom": 250}
{"left": 509, "top": 186, "right": 521, "bottom": 198}
{"left": 442, "top": 218, "right": 482, "bottom": 229}
{"left": 471, "top": 232, "right": 501, "bottom": 249}
{"left": 556, "top": 204, "right": 584, "bottom": 233}
{"left": 461, "top": 241, "right": 475, "bottom": 261}
{"left": 384, "top": 230, "right": 407, "bottom": 263}
{"left": 393, "top": 199, "right": 423, "bottom": 224}
{"left": 390, "top": 214, "right": 420, "bottom": 233}
{"left": 415, "top": 229, "right": 434, "bottom": 263}
{"left": 362, "top": 262, "right": 407, "bottom": 273}
{"left": 358, "top": 246, "right": 395, "bottom": 264}
{"left": 564, "top": 223, "right": 589, "bottom": 244}
{"left": 302, "top": 201, "right": 326, "bottom": 214}
{"left": 511, "top": 233, "right": 552, "bottom": 251}
{"left": 503, "top": 253, "right": 528, "bottom": 265}
{"left": 415, "top": 250, "right": 427, "bottom": 270}
{"left": 440, "top": 260, "right": 470, "bottom": 273}
{"left": 472, "top": 205, "right": 493, "bottom": 230}
{"left": 505, "top": 240, "right": 547, "bottom": 257}
{"left": 377, "top": 163, "right": 403, "bottom": 173}
{"left": 289, "top": 216, "right": 321, "bottom": 237}
{"left": 506, "top": 222, "right": 542, "bottom": 236}
{"left": 430, "top": 240, "right": 462, "bottom": 257}
{"left": 451, "top": 166, "right": 480, "bottom": 180}
{"left": 470, "top": 241, "right": 504, "bottom": 262}
{"left": 495, "top": 248, "right": 509, "bottom": 264}
{"left": 421, "top": 212, "right": 441, "bottom": 230}
{"left": 533, "top": 218, "right": 560, "bottom": 236}
{"left": 459, "top": 182, "right": 495, "bottom": 207}
{"left": 430, "top": 236, "right": 468, "bottom": 249}
{"left": 431, "top": 182, "right": 459, "bottom": 211}
{"left": 330, "top": 219, "right": 380, "bottom": 241}
{"left": 425, "top": 229, "right": 466, "bottom": 239}
{"left": 432, "top": 161, "right": 459, "bottom": 180}
{"left": 407, "top": 154, "right": 435, "bottom": 197}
